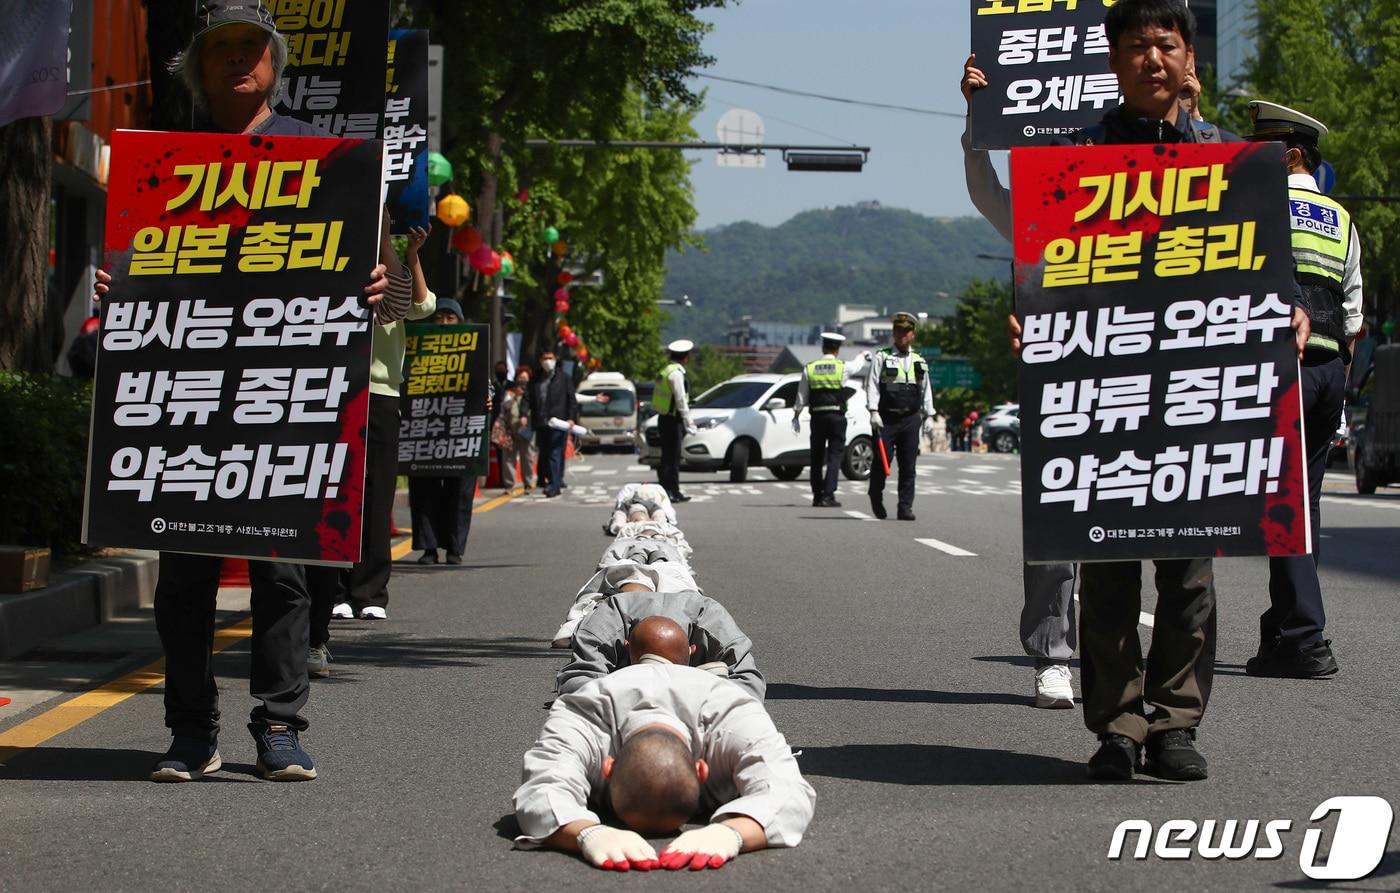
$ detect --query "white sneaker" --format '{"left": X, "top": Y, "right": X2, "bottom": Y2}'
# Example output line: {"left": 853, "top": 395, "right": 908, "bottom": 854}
{"left": 1033, "top": 664, "right": 1075, "bottom": 709}
{"left": 330, "top": 602, "right": 353, "bottom": 619}
{"left": 359, "top": 606, "right": 387, "bottom": 620}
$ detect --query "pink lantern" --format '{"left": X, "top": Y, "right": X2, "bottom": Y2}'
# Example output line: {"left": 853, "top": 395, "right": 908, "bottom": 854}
{"left": 554, "top": 299, "right": 570, "bottom": 314}
{"left": 481, "top": 251, "right": 503, "bottom": 277}
{"left": 564, "top": 332, "right": 580, "bottom": 347}
{"left": 553, "top": 287, "right": 570, "bottom": 302}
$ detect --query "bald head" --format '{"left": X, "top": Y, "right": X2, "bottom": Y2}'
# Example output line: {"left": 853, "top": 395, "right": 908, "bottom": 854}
{"left": 607, "top": 728, "right": 700, "bottom": 835}
{"left": 627, "top": 616, "right": 691, "bottom": 666}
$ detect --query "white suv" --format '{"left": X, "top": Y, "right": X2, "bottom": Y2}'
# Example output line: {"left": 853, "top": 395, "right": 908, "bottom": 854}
{"left": 640, "top": 373, "right": 875, "bottom": 482}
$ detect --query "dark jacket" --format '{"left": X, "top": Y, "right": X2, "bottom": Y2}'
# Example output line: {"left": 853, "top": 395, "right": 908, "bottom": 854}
{"left": 1069, "top": 105, "right": 1240, "bottom": 146}
{"left": 530, "top": 370, "right": 578, "bottom": 429}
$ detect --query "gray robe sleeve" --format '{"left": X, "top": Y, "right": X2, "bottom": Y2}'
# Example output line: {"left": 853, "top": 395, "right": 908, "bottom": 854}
{"left": 557, "top": 602, "right": 628, "bottom": 696}
{"left": 692, "top": 601, "right": 766, "bottom": 700}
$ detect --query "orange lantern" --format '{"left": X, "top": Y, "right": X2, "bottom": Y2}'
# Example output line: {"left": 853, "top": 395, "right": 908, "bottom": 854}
{"left": 551, "top": 240, "right": 569, "bottom": 257}
{"left": 436, "top": 194, "right": 470, "bottom": 227}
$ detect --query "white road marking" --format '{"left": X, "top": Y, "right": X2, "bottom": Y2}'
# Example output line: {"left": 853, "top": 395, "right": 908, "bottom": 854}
{"left": 1321, "top": 495, "right": 1400, "bottom": 512}
{"left": 916, "top": 537, "right": 977, "bottom": 557}
{"left": 844, "top": 510, "right": 875, "bottom": 521}
{"left": 774, "top": 482, "right": 791, "bottom": 489}
{"left": 572, "top": 465, "right": 594, "bottom": 472}
{"left": 591, "top": 469, "right": 618, "bottom": 476}
{"left": 963, "top": 466, "right": 1000, "bottom": 475}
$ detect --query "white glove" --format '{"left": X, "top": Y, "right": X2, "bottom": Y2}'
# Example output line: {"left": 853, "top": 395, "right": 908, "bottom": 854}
{"left": 869, "top": 413, "right": 882, "bottom": 431}
{"left": 790, "top": 417, "right": 801, "bottom": 433}
{"left": 577, "top": 824, "right": 659, "bottom": 872}
{"left": 685, "top": 423, "right": 698, "bottom": 436}
{"left": 659, "top": 823, "right": 743, "bottom": 870}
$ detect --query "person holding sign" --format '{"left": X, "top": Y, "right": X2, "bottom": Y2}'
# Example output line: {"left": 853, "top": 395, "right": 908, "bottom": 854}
{"left": 1001, "top": 0, "right": 1311, "bottom": 783}
{"left": 408, "top": 297, "right": 482, "bottom": 566}
{"left": 90, "top": 1, "right": 411, "bottom": 781}
{"left": 1244, "top": 102, "right": 1363, "bottom": 680}
{"left": 864, "top": 312, "right": 933, "bottom": 521}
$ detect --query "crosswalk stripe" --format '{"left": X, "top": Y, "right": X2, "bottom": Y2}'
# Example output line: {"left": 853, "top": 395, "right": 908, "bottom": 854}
{"left": 916, "top": 537, "right": 977, "bottom": 557}
{"left": 844, "top": 510, "right": 875, "bottom": 521}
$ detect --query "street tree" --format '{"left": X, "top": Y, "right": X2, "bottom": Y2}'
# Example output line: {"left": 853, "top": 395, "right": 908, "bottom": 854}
{"left": 918, "top": 277, "right": 1018, "bottom": 419}
{"left": 1215, "top": 0, "right": 1400, "bottom": 326}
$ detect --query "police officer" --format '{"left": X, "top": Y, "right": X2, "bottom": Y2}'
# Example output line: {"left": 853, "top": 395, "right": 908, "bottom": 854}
{"left": 1245, "top": 101, "right": 1362, "bottom": 679}
{"left": 793, "top": 333, "right": 868, "bottom": 507}
{"left": 865, "top": 312, "right": 933, "bottom": 520}
{"left": 654, "top": 339, "right": 697, "bottom": 503}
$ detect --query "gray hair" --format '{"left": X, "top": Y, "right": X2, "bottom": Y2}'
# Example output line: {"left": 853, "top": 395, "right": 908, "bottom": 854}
{"left": 166, "top": 28, "right": 288, "bottom": 110}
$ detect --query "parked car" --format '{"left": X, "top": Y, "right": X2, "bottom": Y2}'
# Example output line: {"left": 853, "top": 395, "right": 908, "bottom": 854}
{"left": 639, "top": 373, "right": 875, "bottom": 482}
{"left": 984, "top": 405, "right": 1020, "bottom": 453}
{"left": 577, "top": 372, "right": 638, "bottom": 452}
{"left": 1349, "top": 343, "right": 1399, "bottom": 494}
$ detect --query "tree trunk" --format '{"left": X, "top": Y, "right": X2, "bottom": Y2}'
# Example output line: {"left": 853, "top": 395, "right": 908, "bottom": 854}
{"left": 0, "top": 118, "right": 57, "bottom": 372}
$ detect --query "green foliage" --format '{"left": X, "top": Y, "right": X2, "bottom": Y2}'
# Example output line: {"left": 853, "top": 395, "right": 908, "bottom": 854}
{"left": 916, "top": 277, "right": 1018, "bottom": 412}
{"left": 405, "top": 0, "right": 725, "bottom": 354}
{"left": 511, "top": 91, "right": 700, "bottom": 378}
{"left": 663, "top": 204, "right": 1011, "bottom": 343}
{"left": 0, "top": 373, "right": 94, "bottom": 559}
{"left": 683, "top": 345, "right": 746, "bottom": 395}
{"left": 1216, "top": 0, "right": 1400, "bottom": 325}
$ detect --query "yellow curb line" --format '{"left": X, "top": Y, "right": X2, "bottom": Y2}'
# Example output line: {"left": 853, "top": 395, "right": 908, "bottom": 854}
{"left": 0, "top": 488, "right": 522, "bottom": 765}
{"left": 0, "top": 618, "right": 253, "bottom": 766}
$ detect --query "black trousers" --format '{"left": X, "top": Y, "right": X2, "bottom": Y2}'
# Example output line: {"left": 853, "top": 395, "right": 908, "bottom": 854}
{"left": 408, "top": 474, "right": 477, "bottom": 556}
{"left": 153, "top": 553, "right": 309, "bottom": 740}
{"left": 658, "top": 413, "right": 683, "bottom": 497}
{"left": 868, "top": 411, "right": 920, "bottom": 511}
{"left": 307, "top": 394, "right": 398, "bottom": 639}
{"left": 1079, "top": 557, "right": 1216, "bottom": 743}
{"left": 534, "top": 427, "right": 554, "bottom": 489}
{"left": 808, "top": 411, "right": 847, "bottom": 498}
{"left": 1263, "top": 355, "right": 1346, "bottom": 651}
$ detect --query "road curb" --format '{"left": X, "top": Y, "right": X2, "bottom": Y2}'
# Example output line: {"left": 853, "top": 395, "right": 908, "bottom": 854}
{"left": 0, "top": 551, "right": 159, "bottom": 660}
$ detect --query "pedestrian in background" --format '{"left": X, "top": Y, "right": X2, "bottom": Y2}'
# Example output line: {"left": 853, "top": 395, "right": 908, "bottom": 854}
{"left": 530, "top": 350, "right": 578, "bottom": 498}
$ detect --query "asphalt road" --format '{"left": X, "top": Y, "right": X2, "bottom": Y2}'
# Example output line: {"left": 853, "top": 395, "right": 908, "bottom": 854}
{"left": 2, "top": 450, "right": 1398, "bottom": 892}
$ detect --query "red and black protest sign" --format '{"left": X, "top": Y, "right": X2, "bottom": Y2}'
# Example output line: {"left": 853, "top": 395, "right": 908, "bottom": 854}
{"left": 269, "top": 0, "right": 390, "bottom": 140}
{"left": 85, "top": 129, "right": 383, "bottom": 565}
{"left": 398, "top": 323, "right": 492, "bottom": 476}
{"left": 969, "top": 0, "right": 1121, "bottom": 149}
{"left": 1012, "top": 140, "right": 1310, "bottom": 562}
{"left": 382, "top": 28, "right": 431, "bottom": 231}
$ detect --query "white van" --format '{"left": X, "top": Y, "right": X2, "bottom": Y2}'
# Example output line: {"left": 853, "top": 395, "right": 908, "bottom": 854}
{"left": 577, "top": 372, "right": 639, "bottom": 452}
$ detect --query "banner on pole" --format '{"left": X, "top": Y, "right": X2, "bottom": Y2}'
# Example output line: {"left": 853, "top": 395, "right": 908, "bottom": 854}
{"left": 398, "top": 323, "right": 492, "bottom": 477}
{"left": 1012, "top": 140, "right": 1310, "bottom": 562}
{"left": 85, "top": 129, "right": 383, "bottom": 565}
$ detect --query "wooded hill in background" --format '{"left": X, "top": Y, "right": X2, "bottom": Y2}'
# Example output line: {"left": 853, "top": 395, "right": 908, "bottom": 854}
{"left": 662, "top": 202, "right": 1012, "bottom": 344}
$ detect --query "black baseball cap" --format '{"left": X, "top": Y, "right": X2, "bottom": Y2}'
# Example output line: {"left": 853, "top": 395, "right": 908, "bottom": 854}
{"left": 195, "top": 1, "right": 277, "bottom": 40}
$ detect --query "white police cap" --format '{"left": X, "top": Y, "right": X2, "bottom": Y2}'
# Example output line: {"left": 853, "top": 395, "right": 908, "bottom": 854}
{"left": 820, "top": 332, "right": 847, "bottom": 343}
{"left": 667, "top": 339, "right": 694, "bottom": 354}
{"left": 1248, "top": 100, "right": 1328, "bottom": 143}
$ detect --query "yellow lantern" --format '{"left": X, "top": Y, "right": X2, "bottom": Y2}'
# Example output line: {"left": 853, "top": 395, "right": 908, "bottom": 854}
{"left": 551, "top": 239, "right": 569, "bottom": 257}
{"left": 436, "top": 194, "right": 470, "bottom": 227}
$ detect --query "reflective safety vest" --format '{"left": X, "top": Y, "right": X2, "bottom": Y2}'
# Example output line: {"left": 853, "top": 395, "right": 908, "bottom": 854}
{"left": 804, "top": 357, "right": 846, "bottom": 412}
{"left": 1288, "top": 187, "right": 1352, "bottom": 357}
{"left": 875, "top": 347, "right": 927, "bottom": 415}
{"left": 653, "top": 362, "right": 685, "bottom": 414}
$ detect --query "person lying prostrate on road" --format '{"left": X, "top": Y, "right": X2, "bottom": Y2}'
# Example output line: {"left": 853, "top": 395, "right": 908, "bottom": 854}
{"left": 552, "top": 560, "right": 704, "bottom": 648}
{"left": 604, "top": 483, "right": 677, "bottom": 535}
{"left": 513, "top": 662, "right": 815, "bottom": 872}
{"left": 557, "top": 592, "right": 765, "bottom": 700}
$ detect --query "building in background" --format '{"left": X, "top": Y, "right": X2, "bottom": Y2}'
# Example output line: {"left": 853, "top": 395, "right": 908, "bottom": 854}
{"left": 1212, "top": 0, "right": 1256, "bottom": 88}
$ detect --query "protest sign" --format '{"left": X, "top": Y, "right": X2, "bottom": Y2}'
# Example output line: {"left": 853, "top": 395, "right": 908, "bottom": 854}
{"left": 1012, "top": 140, "right": 1310, "bottom": 562}
{"left": 398, "top": 323, "right": 492, "bottom": 476}
{"left": 269, "top": 0, "right": 389, "bottom": 140}
{"left": 383, "top": 28, "right": 430, "bottom": 231}
{"left": 85, "top": 129, "right": 383, "bottom": 565}
{"left": 968, "top": 0, "right": 1121, "bottom": 149}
